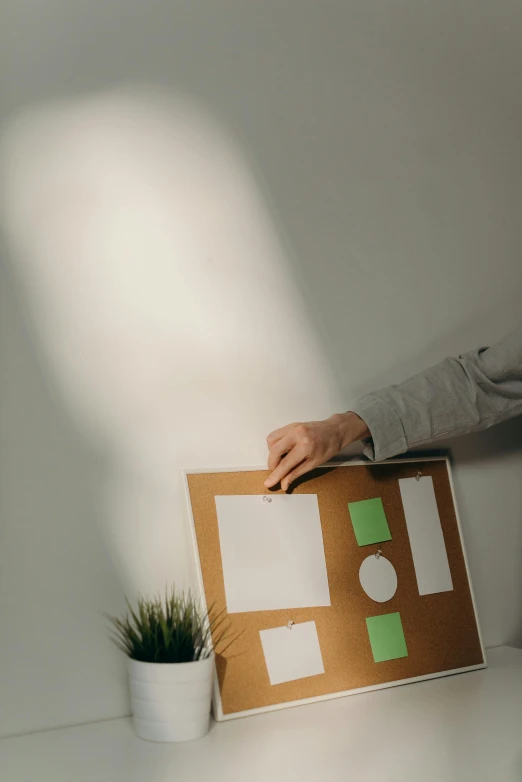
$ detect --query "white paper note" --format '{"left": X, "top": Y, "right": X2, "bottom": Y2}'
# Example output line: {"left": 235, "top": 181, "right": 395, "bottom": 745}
{"left": 215, "top": 494, "right": 330, "bottom": 613}
{"left": 359, "top": 554, "right": 398, "bottom": 603}
{"left": 260, "top": 621, "right": 325, "bottom": 685}
{"left": 399, "top": 476, "right": 453, "bottom": 596}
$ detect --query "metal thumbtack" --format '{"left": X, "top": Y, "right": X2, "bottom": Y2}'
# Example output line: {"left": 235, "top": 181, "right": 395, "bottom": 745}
{"left": 415, "top": 471, "right": 422, "bottom": 481}
{"left": 287, "top": 621, "right": 295, "bottom": 630}
{"left": 262, "top": 495, "right": 272, "bottom": 503}
{"left": 375, "top": 549, "right": 382, "bottom": 560}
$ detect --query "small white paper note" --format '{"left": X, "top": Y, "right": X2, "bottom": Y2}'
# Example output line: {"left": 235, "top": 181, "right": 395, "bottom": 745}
{"left": 359, "top": 554, "right": 398, "bottom": 603}
{"left": 260, "top": 621, "right": 325, "bottom": 685}
{"left": 399, "top": 476, "right": 453, "bottom": 596}
{"left": 215, "top": 494, "right": 330, "bottom": 614}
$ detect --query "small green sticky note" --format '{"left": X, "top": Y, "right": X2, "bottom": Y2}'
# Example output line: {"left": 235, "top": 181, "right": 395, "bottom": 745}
{"left": 348, "top": 497, "right": 392, "bottom": 546}
{"left": 366, "top": 612, "right": 408, "bottom": 663}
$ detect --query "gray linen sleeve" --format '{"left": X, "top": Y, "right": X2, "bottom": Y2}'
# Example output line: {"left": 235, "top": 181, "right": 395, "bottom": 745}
{"left": 350, "top": 324, "right": 522, "bottom": 461}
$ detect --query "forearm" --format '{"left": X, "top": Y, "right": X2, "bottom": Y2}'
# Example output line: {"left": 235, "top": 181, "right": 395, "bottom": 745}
{"left": 332, "top": 411, "right": 370, "bottom": 448}
{"left": 350, "top": 324, "right": 522, "bottom": 461}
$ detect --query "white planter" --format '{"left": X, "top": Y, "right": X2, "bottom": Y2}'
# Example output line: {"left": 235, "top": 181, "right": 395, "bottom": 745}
{"left": 128, "top": 654, "right": 214, "bottom": 742}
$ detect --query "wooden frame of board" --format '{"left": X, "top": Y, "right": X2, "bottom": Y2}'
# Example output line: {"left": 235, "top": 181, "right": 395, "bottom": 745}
{"left": 183, "top": 457, "right": 486, "bottom": 721}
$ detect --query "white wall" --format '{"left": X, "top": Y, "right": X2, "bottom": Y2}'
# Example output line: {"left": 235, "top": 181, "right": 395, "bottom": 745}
{"left": 2, "top": 0, "right": 522, "bottom": 737}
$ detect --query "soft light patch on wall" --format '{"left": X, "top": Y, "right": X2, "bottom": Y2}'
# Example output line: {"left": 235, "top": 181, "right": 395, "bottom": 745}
{"left": 0, "top": 86, "right": 342, "bottom": 595}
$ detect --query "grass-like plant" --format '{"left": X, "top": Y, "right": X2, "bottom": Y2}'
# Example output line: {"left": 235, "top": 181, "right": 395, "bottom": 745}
{"left": 107, "top": 588, "right": 236, "bottom": 664}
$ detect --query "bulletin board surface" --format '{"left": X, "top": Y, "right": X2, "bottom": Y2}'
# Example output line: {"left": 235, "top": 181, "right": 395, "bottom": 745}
{"left": 184, "top": 458, "right": 485, "bottom": 720}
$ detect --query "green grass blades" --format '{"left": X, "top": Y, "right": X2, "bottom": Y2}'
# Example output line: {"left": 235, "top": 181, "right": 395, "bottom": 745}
{"left": 106, "top": 587, "right": 238, "bottom": 664}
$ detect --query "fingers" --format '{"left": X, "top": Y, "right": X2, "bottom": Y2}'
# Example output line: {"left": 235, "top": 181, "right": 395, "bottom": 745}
{"left": 265, "top": 415, "right": 355, "bottom": 492}
{"left": 264, "top": 442, "right": 310, "bottom": 489}
{"left": 266, "top": 423, "right": 295, "bottom": 448}
{"left": 281, "top": 458, "right": 316, "bottom": 492}
{"left": 267, "top": 435, "right": 294, "bottom": 472}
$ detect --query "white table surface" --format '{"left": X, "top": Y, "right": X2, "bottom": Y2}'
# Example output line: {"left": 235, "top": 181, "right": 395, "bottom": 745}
{"left": 1, "top": 646, "right": 521, "bottom": 782}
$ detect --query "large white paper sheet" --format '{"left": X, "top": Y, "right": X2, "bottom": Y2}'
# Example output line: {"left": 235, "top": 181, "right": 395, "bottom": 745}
{"left": 399, "top": 476, "right": 453, "bottom": 596}
{"left": 215, "top": 494, "right": 330, "bottom": 613}
{"left": 259, "top": 621, "right": 325, "bottom": 685}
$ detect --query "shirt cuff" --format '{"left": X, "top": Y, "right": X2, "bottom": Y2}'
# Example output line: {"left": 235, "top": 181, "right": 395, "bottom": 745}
{"left": 349, "top": 395, "right": 408, "bottom": 461}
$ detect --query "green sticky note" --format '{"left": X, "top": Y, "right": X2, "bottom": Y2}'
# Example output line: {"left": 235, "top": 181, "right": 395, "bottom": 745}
{"left": 366, "top": 612, "right": 408, "bottom": 663}
{"left": 348, "top": 497, "right": 392, "bottom": 546}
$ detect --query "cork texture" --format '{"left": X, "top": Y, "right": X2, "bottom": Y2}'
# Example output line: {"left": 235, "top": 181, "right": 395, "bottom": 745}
{"left": 187, "top": 460, "right": 484, "bottom": 715}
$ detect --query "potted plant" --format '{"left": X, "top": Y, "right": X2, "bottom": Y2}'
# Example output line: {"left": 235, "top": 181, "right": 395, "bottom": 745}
{"left": 107, "top": 589, "right": 233, "bottom": 742}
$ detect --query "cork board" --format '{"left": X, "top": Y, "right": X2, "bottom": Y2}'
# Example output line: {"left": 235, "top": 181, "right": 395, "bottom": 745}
{"left": 184, "top": 458, "right": 485, "bottom": 720}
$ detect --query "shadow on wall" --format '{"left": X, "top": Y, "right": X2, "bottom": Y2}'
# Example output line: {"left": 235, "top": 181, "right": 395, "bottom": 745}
{"left": 446, "top": 417, "right": 522, "bottom": 466}
{"left": 0, "top": 84, "right": 343, "bottom": 597}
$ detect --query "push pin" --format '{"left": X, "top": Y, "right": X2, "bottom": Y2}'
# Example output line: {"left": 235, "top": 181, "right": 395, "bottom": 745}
{"left": 415, "top": 471, "right": 422, "bottom": 481}
{"left": 375, "top": 549, "right": 382, "bottom": 560}
{"left": 262, "top": 495, "right": 272, "bottom": 503}
{"left": 286, "top": 620, "right": 295, "bottom": 630}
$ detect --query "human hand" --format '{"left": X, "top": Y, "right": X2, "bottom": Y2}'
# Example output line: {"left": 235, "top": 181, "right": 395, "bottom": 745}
{"left": 264, "top": 412, "right": 369, "bottom": 491}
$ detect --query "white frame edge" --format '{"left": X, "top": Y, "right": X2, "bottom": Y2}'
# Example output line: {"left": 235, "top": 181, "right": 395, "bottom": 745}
{"left": 182, "top": 456, "right": 487, "bottom": 722}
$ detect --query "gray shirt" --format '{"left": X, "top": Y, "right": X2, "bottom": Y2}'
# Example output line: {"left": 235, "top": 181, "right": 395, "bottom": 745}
{"left": 350, "top": 324, "right": 522, "bottom": 461}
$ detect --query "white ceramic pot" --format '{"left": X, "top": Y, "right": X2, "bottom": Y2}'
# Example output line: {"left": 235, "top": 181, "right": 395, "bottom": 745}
{"left": 128, "top": 654, "right": 214, "bottom": 742}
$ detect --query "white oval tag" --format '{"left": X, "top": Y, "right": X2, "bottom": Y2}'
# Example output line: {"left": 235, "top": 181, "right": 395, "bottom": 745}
{"left": 359, "top": 555, "right": 397, "bottom": 603}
